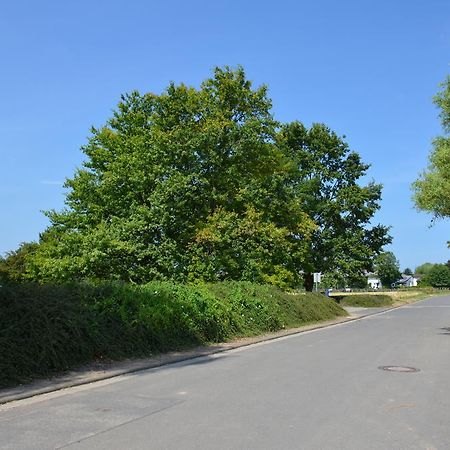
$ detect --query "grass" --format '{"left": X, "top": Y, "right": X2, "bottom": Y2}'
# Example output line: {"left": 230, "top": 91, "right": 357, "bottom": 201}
{"left": 0, "top": 281, "right": 347, "bottom": 388}
{"left": 385, "top": 288, "right": 450, "bottom": 305}
{"left": 339, "top": 294, "right": 393, "bottom": 307}
{"left": 332, "top": 288, "right": 450, "bottom": 307}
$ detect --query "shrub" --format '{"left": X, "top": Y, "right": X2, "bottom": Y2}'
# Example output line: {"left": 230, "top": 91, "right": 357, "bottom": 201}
{"left": 0, "top": 284, "right": 98, "bottom": 386}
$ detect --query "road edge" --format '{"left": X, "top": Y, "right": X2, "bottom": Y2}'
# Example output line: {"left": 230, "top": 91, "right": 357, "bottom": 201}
{"left": 0, "top": 294, "right": 437, "bottom": 405}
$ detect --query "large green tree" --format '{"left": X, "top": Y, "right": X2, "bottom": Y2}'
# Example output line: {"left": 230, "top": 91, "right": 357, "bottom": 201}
{"left": 278, "top": 122, "right": 391, "bottom": 290}
{"left": 29, "top": 67, "right": 390, "bottom": 288}
{"left": 413, "top": 76, "right": 450, "bottom": 238}
{"left": 31, "top": 67, "right": 313, "bottom": 285}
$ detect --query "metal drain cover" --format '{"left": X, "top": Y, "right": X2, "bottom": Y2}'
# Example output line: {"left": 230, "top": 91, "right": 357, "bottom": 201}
{"left": 379, "top": 366, "right": 420, "bottom": 373}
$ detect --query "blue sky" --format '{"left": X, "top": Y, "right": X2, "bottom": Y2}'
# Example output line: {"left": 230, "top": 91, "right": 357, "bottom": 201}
{"left": 0, "top": 0, "right": 449, "bottom": 271}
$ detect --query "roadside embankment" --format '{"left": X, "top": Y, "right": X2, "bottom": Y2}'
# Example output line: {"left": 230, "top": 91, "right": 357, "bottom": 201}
{"left": 0, "top": 281, "right": 346, "bottom": 388}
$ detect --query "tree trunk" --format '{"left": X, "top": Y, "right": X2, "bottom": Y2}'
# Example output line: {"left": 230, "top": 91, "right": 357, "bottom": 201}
{"left": 304, "top": 272, "right": 314, "bottom": 292}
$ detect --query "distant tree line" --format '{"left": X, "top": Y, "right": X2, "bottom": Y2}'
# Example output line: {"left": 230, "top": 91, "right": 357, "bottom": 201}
{"left": 415, "top": 261, "right": 450, "bottom": 288}
{"left": 0, "top": 67, "right": 391, "bottom": 290}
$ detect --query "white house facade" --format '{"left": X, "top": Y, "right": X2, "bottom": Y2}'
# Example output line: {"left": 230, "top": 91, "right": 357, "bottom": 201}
{"left": 367, "top": 274, "right": 382, "bottom": 289}
{"left": 397, "top": 275, "right": 418, "bottom": 287}
{"left": 366, "top": 273, "right": 419, "bottom": 289}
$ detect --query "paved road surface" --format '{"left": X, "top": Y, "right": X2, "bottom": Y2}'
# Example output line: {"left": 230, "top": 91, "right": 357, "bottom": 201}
{"left": 1, "top": 295, "right": 450, "bottom": 449}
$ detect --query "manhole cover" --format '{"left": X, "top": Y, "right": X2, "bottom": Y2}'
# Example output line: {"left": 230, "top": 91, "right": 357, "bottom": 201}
{"left": 379, "top": 366, "right": 420, "bottom": 373}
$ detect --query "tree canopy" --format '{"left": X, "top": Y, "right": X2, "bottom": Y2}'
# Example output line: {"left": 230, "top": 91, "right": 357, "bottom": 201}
{"left": 25, "top": 66, "right": 389, "bottom": 289}
{"left": 278, "top": 121, "right": 391, "bottom": 289}
{"left": 412, "top": 76, "right": 450, "bottom": 240}
{"left": 375, "top": 251, "right": 401, "bottom": 287}
{"left": 30, "top": 67, "right": 313, "bottom": 286}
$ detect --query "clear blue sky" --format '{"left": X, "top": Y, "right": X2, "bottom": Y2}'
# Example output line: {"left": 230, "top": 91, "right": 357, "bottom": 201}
{"left": 1, "top": 0, "right": 449, "bottom": 271}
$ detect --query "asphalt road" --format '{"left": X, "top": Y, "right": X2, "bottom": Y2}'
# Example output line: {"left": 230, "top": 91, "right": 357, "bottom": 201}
{"left": 1, "top": 295, "right": 450, "bottom": 450}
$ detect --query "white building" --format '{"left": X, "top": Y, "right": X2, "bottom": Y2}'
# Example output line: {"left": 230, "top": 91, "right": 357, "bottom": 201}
{"left": 396, "top": 275, "right": 418, "bottom": 287}
{"left": 367, "top": 273, "right": 382, "bottom": 289}
{"left": 366, "top": 273, "right": 419, "bottom": 289}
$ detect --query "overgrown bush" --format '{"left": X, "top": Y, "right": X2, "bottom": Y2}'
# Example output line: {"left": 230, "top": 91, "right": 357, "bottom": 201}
{"left": 0, "top": 281, "right": 346, "bottom": 387}
{"left": 340, "top": 294, "right": 393, "bottom": 307}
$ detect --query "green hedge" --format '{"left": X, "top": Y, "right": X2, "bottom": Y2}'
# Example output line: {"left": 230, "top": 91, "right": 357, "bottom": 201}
{"left": 0, "top": 281, "right": 346, "bottom": 387}
{"left": 340, "top": 294, "right": 393, "bottom": 307}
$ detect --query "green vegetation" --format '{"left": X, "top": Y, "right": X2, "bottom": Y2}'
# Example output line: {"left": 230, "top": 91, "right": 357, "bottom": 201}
{"left": 4, "top": 66, "right": 389, "bottom": 290}
{"left": 415, "top": 262, "right": 437, "bottom": 276}
{"left": 413, "top": 261, "right": 450, "bottom": 287}
{"left": 0, "top": 281, "right": 346, "bottom": 387}
{"left": 375, "top": 251, "right": 401, "bottom": 287}
{"left": 419, "top": 264, "right": 450, "bottom": 287}
{"left": 0, "top": 242, "right": 38, "bottom": 285}
{"left": 340, "top": 294, "right": 393, "bottom": 307}
{"left": 412, "top": 75, "right": 450, "bottom": 246}
{"left": 0, "top": 67, "right": 396, "bottom": 388}
{"left": 278, "top": 122, "right": 390, "bottom": 290}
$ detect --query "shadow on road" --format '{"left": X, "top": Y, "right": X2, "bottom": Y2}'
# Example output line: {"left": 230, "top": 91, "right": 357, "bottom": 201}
{"left": 129, "top": 351, "right": 237, "bottom": 379}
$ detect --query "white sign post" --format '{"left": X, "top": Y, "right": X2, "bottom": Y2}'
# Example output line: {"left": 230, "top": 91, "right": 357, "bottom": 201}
{"left": 313, "top": 272, "right": 321, "bottom": 292}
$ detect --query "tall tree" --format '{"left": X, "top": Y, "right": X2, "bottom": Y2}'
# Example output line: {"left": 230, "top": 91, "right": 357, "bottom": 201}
{"left": 31, "top": 67, "right": 313, "bottom": 284}
{"left": 375, "top": 251, "right": 401, "bottom": 287}
{"left": 278, "top": 122, "right": 391, "bottom": 290}
{"left": 29, "top": 67, "right": 391, "bottom": 287}
{"left": 412, "top": 76, "right": 450, "bottom": 243}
